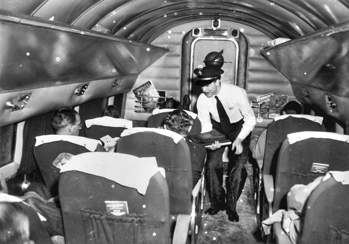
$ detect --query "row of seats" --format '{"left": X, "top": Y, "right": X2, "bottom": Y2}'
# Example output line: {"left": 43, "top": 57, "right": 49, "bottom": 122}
{"left": 255, "top": 114, "right": 349, "bottom": 243}
{"left": 33, "top": 109, "right": 205, "bottom": 244}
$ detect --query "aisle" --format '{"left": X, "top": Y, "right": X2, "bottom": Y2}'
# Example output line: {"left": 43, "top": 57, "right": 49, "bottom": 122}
{"left": 197, "top": 174, "right": 264, "bottom": 244}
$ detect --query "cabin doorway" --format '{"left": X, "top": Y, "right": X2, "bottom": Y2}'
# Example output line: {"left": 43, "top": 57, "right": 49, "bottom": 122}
{"left": 189, "top": 39, "right": 238, "bottom": 113}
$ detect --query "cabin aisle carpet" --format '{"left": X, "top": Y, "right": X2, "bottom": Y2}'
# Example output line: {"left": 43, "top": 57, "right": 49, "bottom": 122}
{"left": 197, "top": 164, "right": 264, "bottom": 244}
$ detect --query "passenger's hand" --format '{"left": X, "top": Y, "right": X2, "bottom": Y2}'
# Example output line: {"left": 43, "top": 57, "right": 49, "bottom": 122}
{"left": 232, "top": 138, "right": 243, "bottom": 155}
{"left": 104, "top": 137, "right": 120, "bottom": 152}
{"left": 207, "top": 141, "right": 221, "bottom": 150}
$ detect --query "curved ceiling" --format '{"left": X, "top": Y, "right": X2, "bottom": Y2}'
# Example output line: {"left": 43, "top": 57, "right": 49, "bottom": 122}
{"left": 2, "top": 0, "right": 349, "bottom": 43}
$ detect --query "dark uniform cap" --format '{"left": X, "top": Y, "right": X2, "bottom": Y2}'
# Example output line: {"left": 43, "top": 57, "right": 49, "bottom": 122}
{"left": 193, "top": 66, "right": 224, "bottom": 86}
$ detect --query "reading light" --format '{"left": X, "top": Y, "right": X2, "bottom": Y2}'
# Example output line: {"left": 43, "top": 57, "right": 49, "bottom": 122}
{"left": 74, "top": 84, "right": 89, "bottom": 96}
{"left": 5, "top": 94, "right": 31, "bottom": 111}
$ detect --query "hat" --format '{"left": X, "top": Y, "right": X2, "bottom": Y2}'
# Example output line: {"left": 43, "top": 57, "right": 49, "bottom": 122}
{"left": 193, "top": 66, "right": 224, "bottom": 86}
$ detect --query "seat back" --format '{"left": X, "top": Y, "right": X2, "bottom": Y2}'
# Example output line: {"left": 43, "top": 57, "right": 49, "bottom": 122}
{"left": 59, "top": 153, "right": 170, "bottom": 244}
{"left": 263, "top": 115, "right": 325, "bottom": 176}
{"left": 34, "top": 135, "right": 102, "bottom": 196}
{"left": 147, "top": 109, "right": 202, "bottom": 135}
{"left": 117, "top": 128, "right": 192, "bottom": 216}
{"left": 85, "top": 117, "right": 133, "bottom": 140}
{"left": 273, "top": 131, "right": 349, "bottom": 212}
{"left": 299, "top": 175, "right": 349, "bottom": 244}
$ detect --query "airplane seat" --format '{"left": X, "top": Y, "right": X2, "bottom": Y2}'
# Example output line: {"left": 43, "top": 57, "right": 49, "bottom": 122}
{"left": 117, "top": 127, "right": 203, "bottom": 243}
{"left": 258, "top": 115, "right": 326, "bottom": 228}
{"left": 85, "top": 116, "right": 133, "bottom": 141}
{"left": 267, "top": 131, "right": 349, "bottom": 243}
{"left": 147, "top": 108, "right": 202, "bottom": 135}
{"left": 298, "top": 174, "right": 349, "bottom": 244}
{"left": 272, "top": 172, "right": 349, "bottom": 244}
{"left": 58, "top": 152, "right": 172, "bottom": 244}
{"left": 33, "top": 135, "right": 104, "bottom": 197}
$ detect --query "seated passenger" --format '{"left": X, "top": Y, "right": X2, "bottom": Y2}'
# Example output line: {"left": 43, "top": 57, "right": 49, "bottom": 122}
{"left": 262, "top": 171, "right": 349, "bottom": 244}
{"left": 0, "top": 174, "right": 60, "bottom": 244}
{"left": 0, "top": 202, "right": 34, "bottom": 244}
{"left": 249, "top": 101, "right": 303, "bottom": 167}
{"left": 52, "top": 107, "right": 107, "bottom": 151}
{"left": 103, "top": 105, "right": 120, "bottom": 118}
{"left": 165, "top": 97, "right": 182, "bottom": 109}
{"left": 51, "top": 107, "right": 82, "bottom": 136}
{"left": 163, "top": 109, "right": 221, "bottom": 187}
{"left": 85, "top": 106, "right": 132, "bottom": 150}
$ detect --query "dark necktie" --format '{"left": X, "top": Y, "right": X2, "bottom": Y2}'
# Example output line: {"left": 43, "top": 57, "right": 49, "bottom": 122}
{"left": 215, "top": 96, "right": 230, "bottom": 134}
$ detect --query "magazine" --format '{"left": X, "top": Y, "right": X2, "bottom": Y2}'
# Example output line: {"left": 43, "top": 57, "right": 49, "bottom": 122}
{"left": 187, "top": 129, "right": 231, "bottom": 147}
{"left": 133, "top": 81, "right": 160, "bottom": 113}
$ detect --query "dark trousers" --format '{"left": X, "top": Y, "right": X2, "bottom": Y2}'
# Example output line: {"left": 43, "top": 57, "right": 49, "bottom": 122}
{"left": 205, "top": 119, "right": 251, "bottom": 214}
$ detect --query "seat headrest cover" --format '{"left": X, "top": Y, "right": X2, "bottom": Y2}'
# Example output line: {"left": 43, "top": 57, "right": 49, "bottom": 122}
{"left": 120, "top": 127, "right": 184, "bottom": 143}
{"left": 60, "top": 152, "right": 162, "bottom": 194}
{"left": 35, "top": 135, "right": 101, "bottom": 151}
{"left": 287, "top": 131, "right": 349, "bottom": 144}
{"left": 323, "top": 171, "right": 349, "bottom": 185}
{"left": 273, "top": 114, "right": 323, "bottom": 124}
{"left": 152, "top": 108, "right": 198, "bottom": 119}
{"left": 85, "top": 117, "right": 133, "bottom": 129}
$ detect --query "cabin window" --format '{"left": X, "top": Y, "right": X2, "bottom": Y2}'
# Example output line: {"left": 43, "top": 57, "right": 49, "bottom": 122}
{"left": 0, "top": 124, "right": 16, "bottom": 167}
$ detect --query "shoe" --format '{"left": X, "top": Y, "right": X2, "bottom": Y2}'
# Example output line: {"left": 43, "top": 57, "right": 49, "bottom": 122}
{"left": 227, "top": 212, "right": 239, "bottom": 222}
{"left": 205, "top": 205, "right": 225, "bottom": 215}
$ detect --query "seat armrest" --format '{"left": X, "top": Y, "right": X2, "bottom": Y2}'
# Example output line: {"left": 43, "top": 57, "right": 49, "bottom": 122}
{"left": 172, "top": 214, "right": 190, "bottom": 244}
{"left": 263, "top": 174, "right": 274, "bottom": 204}
{"left": 263, "top": 174, "right": 274, "bottom": 217}
{"left": 192, "top": 177, "right": 202, "bottom": 199}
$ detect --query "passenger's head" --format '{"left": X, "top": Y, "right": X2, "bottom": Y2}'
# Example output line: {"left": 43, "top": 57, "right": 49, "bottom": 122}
{"left": 51, "top": 108, "right": 81, "bottom": 136}
{"left": 193, "top": 66, "right": 224, "bottom": 98}
{"left": 0, "top": 202, "right": 34, "bottom": 244}
{"left": 281, "top": 101, "right": 303, "bottom": 115}
{"left": 165, "top": 98, "right": 182, "bottom": 109}
{"left": 103, "top": 105, "right": 120, "bottom": 118}
{"left": 164, "top": 109, "right": 193, "bottom": 136}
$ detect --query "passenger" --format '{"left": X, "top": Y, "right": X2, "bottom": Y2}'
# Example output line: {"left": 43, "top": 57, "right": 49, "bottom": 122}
{"left": 103, "top": 105, "right": 120, "bottom": 118}
{"left": 163, "top": 109, "right": 214, "bottom": 187}
{"left": 0, "top": 173, "right": 61, "bottom": 244}
{"left": 53, "top": 107, "right": 112, "bottom": 151}
{"left": 249, "top": 100, "right": 303, "bottom": 168}
{"left": 0, "top": 202, "right": 34, "bottom": 244}
{"left": 164, "top": 97, "right": 182, "bottom": 109}
{"left": 261, "top": 171, "right": 349, "bottom": 244}
{"left": 24, "top": 108, "right": 104, "bottom": 238}
{"left": 51, "top": 108, "right": 82, "bottom": 136}
{"left": 193, "top": 56, "right": 256, "bottom": 222}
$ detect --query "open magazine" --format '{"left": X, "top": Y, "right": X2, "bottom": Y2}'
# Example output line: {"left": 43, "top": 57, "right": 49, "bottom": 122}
{"left": 133, "top": 81, "right": 160, "bottom": 113}
{"left": 187, "top": 129, "right": 231, "bottom": 147}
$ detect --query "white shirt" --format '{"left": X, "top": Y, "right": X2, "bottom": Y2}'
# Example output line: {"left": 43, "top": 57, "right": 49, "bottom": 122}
{"left": 197, "top": 83, "right": 256, "bottom": 140}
